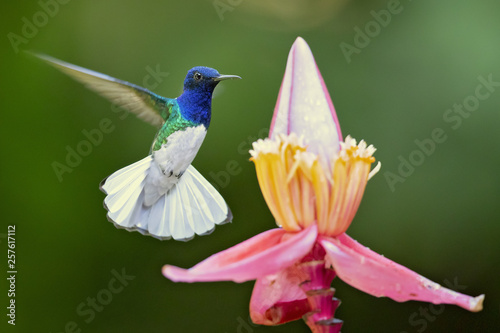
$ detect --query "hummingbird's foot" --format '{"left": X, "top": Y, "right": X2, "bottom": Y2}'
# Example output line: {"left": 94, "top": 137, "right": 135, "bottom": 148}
{"left": 163, "top": 170, "right": 174, "bottom": 177}
{"left": 163, "top": 169, "right": 183, "bottom": 179}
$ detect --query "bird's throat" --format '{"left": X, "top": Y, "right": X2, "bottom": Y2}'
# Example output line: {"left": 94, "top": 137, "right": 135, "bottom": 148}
{"left": 177, "top": 90, "right": 212, "bottom": 128}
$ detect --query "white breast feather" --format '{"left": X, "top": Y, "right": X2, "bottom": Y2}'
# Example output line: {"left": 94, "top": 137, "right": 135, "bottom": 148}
{"left": 143, "top": 125, "right": 207, "bottom": 206}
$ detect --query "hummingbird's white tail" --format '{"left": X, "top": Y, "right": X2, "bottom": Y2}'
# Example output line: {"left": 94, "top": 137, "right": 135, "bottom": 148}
{"left": 100, "top": 156, "right": 232, "bottom": 241}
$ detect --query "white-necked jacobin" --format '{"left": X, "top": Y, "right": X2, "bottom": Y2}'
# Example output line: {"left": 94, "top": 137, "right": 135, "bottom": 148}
{"left": 34, "top": 53, "right": 240, "bottom": 241}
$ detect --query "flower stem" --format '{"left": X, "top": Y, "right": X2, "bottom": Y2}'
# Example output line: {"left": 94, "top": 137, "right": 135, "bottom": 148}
{"left": 299, "top": 260, "right": 343, "bottom": 333}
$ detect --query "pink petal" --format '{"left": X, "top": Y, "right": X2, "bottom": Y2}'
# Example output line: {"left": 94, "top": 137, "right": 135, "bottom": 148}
{"left": 320, "top": 234, "right": 484, "bottom": 312}
{"left": 250, "top": 265, "right": 311, "bottom": 325}
{"left": 270, "top": 37, "right": 342, "bottom": 160}
{"left": 163, "top": 225, "right": 317, "bottom": 283}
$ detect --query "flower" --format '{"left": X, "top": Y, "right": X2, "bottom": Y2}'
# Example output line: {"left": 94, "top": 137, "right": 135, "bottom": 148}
{"left": 163, "top": 37, "right": 484, "bottom": 331}
{"left": 250, "top": 133, "right": 380, "bottom": 238}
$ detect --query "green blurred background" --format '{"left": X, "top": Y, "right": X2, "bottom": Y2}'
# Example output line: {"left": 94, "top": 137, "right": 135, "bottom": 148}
{"left": 1, "top": 0, "right": 499, "bottom": 332}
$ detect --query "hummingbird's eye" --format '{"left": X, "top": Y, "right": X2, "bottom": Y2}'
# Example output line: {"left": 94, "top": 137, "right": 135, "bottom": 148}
{"left": 194, "top": 72, "right": 203, "bottom": 81}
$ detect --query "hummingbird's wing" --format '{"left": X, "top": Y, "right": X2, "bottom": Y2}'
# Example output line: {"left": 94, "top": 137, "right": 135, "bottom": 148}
{"left": 32, "top": 53, "right": 171, "bottom": 127}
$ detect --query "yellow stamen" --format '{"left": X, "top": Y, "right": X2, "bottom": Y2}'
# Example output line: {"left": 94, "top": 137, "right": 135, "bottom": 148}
{"left": 250, "top": 134, "right": 380, "bottom": 236}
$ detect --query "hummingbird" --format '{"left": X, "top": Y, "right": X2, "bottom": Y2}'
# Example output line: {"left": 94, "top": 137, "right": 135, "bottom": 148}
{"left": 34, "top": 53, "right": 240, "bottom": 241}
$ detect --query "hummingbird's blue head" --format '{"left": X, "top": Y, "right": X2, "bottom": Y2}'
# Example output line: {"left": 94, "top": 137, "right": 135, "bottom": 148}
{"left": 178, "top": 66, "right": 240, "bottom": 128}
{"left": 183, "top": 66, "right": 240, "bottom": 94}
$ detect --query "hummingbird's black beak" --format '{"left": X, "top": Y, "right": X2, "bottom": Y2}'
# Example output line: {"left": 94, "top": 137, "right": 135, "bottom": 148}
{"left": 214, "top": 74, "right": 241, "bottom": 81}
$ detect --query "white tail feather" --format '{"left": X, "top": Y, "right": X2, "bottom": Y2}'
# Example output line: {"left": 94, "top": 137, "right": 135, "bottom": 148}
{"left": 100, "top": 156, "right": 231, "bottom": 241}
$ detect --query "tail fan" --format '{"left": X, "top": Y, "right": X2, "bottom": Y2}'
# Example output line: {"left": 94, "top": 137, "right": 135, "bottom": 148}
{"left": 100, "top": 157, "right": 232, "bottom": 241}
